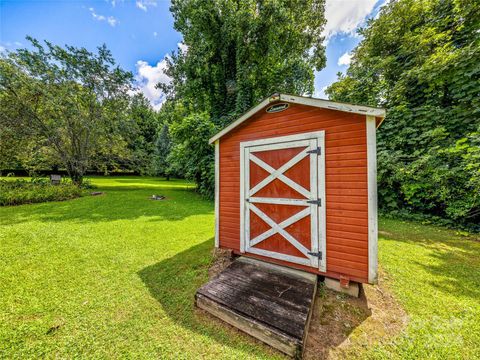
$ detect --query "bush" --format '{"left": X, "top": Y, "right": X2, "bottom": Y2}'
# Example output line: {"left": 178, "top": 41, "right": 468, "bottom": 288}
{"left": 0, "top": 179, "right": 84, "bottom": 206}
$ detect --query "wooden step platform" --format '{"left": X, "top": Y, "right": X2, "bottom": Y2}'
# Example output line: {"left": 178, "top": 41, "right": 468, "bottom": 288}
{"left": 195, "top": 257, "right": 317, "bottom": 358}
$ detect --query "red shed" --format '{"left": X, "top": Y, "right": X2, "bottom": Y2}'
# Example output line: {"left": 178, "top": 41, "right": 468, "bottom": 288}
{"left": 210, "top": 94, "right": 385, "bottom": 285}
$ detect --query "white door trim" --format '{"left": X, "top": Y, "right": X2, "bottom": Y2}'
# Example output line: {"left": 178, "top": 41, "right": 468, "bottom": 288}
{"left": 240, "top": 130, "right": 326, "bottom": 271}
{"left": 241, "top": 130, "right": 326, "bottom": 147}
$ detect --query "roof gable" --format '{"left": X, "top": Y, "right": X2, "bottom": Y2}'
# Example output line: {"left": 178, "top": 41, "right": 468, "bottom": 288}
{"left": 209, "top": 93, "right": 386, "bottom": 144}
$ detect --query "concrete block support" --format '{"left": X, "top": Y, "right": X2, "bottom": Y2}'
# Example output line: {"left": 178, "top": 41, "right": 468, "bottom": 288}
{"left": 324, "top": 277, "right": 360, "bottom": 297}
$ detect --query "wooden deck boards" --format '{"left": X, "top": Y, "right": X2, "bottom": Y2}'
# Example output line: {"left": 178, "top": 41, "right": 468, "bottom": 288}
{"left": 195, "top": 257, "right": 317, "bottom": 357}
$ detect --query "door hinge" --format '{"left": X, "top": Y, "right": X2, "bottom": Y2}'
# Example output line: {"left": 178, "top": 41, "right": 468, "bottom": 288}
{"left": 308, "top": 251, "right": 323, "bottom": 260}
{"left": 306, "top": 146, "right": 321, "bottom": 155}
{"left": 307, "top": 199, "right": 322, "bottom": 206}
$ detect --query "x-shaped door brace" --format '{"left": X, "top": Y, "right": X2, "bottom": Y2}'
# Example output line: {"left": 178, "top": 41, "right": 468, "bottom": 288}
{"left": 249, "top": 147, "right": 311, "bottom": 199}
{"left": 248, "top": 203, "right": 310, "bottom": 257}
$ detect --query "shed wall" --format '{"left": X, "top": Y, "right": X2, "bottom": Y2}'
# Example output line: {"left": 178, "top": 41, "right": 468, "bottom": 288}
{"left": 218, "top": 103, "right": 369, "bottom": 283}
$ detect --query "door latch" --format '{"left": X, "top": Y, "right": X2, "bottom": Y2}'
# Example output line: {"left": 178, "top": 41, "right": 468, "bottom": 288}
{"left": 308, "top": 251, "right": 323, "bottom": 260}
{"left": 307, "top": 199, "right": 322, "bottom": 206}
{"left": 306, "top": 147, "right": 321, "bottom": 155}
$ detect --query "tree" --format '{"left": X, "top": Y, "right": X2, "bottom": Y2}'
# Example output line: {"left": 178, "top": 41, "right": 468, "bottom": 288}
{"left": 160, "top": 0, "right": 327, "bottom": 197}
{"left": 326, "top": 0, "right": 480, "bottom": 227}
{"left": 154, "top": 124, "right": 172, "bottom": 179}
{"left": 169, "top": 112, "right": 216, "bottom": 195}
{"left": 125, "top": 93, "right": 160, "bottom": 175}
{"left": 0, "top": 37, "right": 133, "bottom": 184}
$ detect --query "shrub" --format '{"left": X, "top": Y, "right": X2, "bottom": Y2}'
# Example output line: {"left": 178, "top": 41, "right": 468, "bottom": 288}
{"left": 0, "top": 179, "right": 84, "bottom": 206}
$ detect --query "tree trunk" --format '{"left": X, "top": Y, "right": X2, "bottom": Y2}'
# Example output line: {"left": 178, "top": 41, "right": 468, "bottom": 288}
{"left": 70, "top": 170, "right": 83, "bottom": 186}
{"left": 65, "top": 162, "right": 84, "bottom": 186}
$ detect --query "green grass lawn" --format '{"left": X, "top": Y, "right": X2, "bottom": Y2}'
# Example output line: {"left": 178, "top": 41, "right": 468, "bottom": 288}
{"left": 369, "top": 219, "right": 480, "bottom": 359}
{"left": 1, "top": 177, "right": 479, "bottom": 359}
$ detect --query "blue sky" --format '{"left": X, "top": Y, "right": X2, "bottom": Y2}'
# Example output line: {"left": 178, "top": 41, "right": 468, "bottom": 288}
{"left": 1, "top": 0, "right": 387, "bottom": 109}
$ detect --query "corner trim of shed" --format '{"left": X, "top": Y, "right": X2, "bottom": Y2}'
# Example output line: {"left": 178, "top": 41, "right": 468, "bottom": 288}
{"left": 366, "top": 115, "right": 378, "bottom": 284}
{"left": 208, "top": 93, "right": 386, "bottom": 144}
{"left": 214, "top": 140, "right": 220, "bottom": 248}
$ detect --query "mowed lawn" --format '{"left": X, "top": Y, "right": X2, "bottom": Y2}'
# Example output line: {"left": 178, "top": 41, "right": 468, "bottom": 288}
{"left": 1, "top": 177, "right": 479, "bottom": 359}
{"left": 370, "top": 219, "right": 480, "bottom": 359}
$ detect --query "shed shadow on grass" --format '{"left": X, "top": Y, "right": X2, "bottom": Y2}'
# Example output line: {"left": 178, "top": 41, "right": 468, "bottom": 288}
{"left": 137, "top": 238, "right": 282, "bottom": 358}
{"left": 138, "top": 239, "right": 378, "bottom": 358}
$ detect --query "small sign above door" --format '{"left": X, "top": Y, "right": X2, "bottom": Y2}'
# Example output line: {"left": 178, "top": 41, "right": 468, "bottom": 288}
{"left": 266, "top": 103, "right": 289, "bottom": 113}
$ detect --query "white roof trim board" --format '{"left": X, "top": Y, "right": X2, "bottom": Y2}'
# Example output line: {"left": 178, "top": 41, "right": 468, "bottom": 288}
{"left": 208, "top": 93, "right": 386, "bottom": 144}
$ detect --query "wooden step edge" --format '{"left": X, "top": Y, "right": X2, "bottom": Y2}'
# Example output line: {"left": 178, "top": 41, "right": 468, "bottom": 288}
{"left": 196, "top": 293, "right": 303, "bottom": 358}
{"left": 302, "top": 277, "right": 318, "bottom": 346}
{"left": 237, "top": 256, "right": 318, "bottom": 283}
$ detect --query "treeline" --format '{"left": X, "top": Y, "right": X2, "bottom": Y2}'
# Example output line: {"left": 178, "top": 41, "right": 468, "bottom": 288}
{"left": 0, "top": 38, "right": 172, "bottom": 182}
{"left": 1, "top": 1, "right": 328, "bottom": 193}
{"left": 326, "top": 0, "right": 480, "bottom": 229}
{"left": 1, "top": 0, "right": 478, "bottom": 229}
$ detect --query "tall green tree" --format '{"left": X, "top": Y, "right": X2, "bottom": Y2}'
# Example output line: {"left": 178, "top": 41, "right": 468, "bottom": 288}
{"left": 161, "top": 0, "right": 327, "bottom": 197}
{"left": 0, "top": 37, "right": 133, "bottom": 184}
{"left": 326, "top": 0, "right": 480, "bottom": 227}
{"left": 154, "top": 123, "right": 173, "bottom": 179}
{"left": 126, "top": 93, "right": 160, "bottom": 175}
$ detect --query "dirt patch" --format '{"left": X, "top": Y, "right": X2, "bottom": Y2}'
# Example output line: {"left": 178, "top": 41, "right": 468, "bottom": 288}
{"left": 304, "top": 269, "right": 408, "bottom": 359}
{"left": 208, "top": 248, "right": 235, "bottom": 279}
{"left": 378, "top": 230, "right": 393, "bottom": 237}
{"left": 202, "top": 254, "right": 408, "bottom": 359}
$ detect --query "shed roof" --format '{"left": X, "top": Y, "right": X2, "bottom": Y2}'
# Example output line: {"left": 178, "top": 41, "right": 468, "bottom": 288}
{"left": 209, "top": 93, "right": 386, "bottom": 144}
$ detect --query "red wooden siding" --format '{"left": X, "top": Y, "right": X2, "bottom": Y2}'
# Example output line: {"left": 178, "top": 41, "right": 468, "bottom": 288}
{"left": 218, "top": 103, "right": 369, "bottom": 283}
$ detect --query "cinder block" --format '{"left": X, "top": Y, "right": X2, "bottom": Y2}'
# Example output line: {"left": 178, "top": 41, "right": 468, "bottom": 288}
{"left": 324, "top": 277, "right": 360, "bottom": 297}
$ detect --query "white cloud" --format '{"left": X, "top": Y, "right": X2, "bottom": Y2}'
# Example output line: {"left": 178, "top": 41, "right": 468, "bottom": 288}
{"left": 136, "top": 2, "right": 146, "bottom": 11}
{"left": 134, "top": 59, "right": 170, "bottom": 110}
{"left": 153, "top": 31, "right": 158, "bottom": 38}
{"left": 107, "top": 16, "right": 118, "bottom": 26}
{"left": 338, "top": 52, "right": 352, "bottom": 66}
{"left": 132, "top": 44, "right": 187, "bottom": 110}
{"left": 89, "top": 7, "right": 105, "bottom": 21}
{"left": 0, "top": 41, "right": 23, "bottom": 52}
{"left": 177, "top": 42, "right": 188, "bottom": 53}
{"left": 314, "top": 86, "right": 329, "bottom": 99}
{"left": 136, "top": 0, "right": 157, "bottom": 12}
{"left": 374, "top": 0, "right": 391, "bottom": 19}
{"left": 89, "top": 8, "right": 118, "bottom": 27}
{"left": 322, "top": 0, "right": 378, "bottom": 40}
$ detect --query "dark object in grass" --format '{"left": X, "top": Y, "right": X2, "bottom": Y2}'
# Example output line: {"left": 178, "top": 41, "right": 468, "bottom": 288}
{"left": 46, "top": 324, "right": 62, "bottom": 335}
{"left": 50, "top": 174, "right": 61, "bottom": 185}
{"left": 151, "top": 195, "right": 166, "bottom": 200}
{"left": 91, "top": 191, "right": 104, "bottom": 196}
